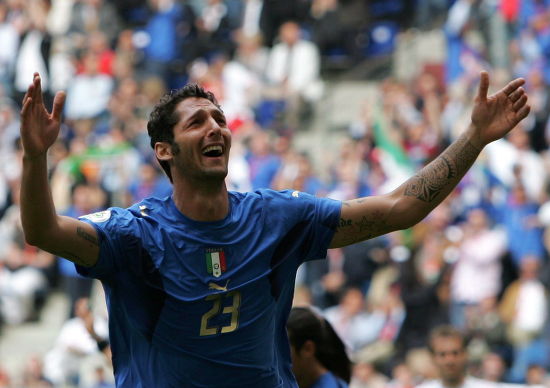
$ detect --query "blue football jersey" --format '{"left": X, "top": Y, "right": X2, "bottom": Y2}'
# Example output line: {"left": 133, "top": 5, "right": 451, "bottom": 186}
{"left": 77, "top": 189, "right": 341, "bottom": 388}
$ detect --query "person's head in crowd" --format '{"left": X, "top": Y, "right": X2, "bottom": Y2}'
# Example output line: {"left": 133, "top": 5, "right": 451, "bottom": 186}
{"left": 81, "top": 51, "right": 101, "bottom": 76}
{"left": 427, "top": 325, "right": 468, "bottom": 387}
{"left": 464, "top": 207, "right": 489, "bottom": 235}
{"left": 338, "top": 286, "right": 366, "bottom": 317}
{"left": 510, "top": 183, "right": 528, "bottom": 204}
{"left": 147, "top": 83, "right": 223, "bottom": 183}
{"left": 287, "top": 306, "right": 351, "bottom": 388}
{"left": 506, "top": 124, "right": 530, "bottom": 151}
{"left": 390, "top": 361, "right": 416, "bottom": 388}
{"left": 526, "top": 364, "right": 547, "bottom": 386}
{"left": 279, "top": 21, "right": 301, "bottom": 47}
{"left": 518, "top": 254, "right": 540, "bottom": 280}
{"left": 26, "top": 0, "right": 50, "bottom": 31}
{"left": 480, "top": 352, "right": 506, "bottom": 382}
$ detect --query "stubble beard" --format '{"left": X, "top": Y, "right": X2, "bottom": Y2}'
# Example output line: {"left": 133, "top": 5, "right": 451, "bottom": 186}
{"left": 171, "top": 142, "right": 228, "bottom": 183}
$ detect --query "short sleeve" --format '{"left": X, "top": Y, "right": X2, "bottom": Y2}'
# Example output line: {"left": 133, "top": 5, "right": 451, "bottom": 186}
{"left": 261, "top": 189, "right": 341, "bottom": 261}
{"left": 75, "top": 208, "right": 142, "bottom": 281}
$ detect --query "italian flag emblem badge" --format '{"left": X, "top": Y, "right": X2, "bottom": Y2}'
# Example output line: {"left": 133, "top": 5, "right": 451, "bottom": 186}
{"left": 206, "top": 248, "right": 226, "bottom": 278}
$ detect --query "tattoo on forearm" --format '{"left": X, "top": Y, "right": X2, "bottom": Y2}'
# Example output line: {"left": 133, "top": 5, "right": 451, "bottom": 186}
{"left": 404, "top": 136, "right": 479, "bottom": 203}
{"left": 77, "top": 227, "right": 98, "bottom": 246}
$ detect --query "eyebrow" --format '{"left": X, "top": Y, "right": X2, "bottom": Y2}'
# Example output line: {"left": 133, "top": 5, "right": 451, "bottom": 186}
{"left": 184, "top": 107, "right": 225, "bottom": 126}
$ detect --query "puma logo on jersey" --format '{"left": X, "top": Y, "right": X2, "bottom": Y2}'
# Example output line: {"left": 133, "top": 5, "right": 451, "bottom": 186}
{"left": 139, "top": 205, "right": 149, "bottom": 217}
{"left": 208, "top": 280, "right": 230, "bottom": 292}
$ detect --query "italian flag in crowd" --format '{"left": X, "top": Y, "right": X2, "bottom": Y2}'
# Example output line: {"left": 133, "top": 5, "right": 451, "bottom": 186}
{"left": 206, "top": 249, "right": 226, "bottom": 278}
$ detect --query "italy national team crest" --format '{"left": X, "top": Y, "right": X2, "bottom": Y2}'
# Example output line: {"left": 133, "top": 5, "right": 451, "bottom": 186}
{"left": 205, "top": 248, "right": 226, "bottom": 278}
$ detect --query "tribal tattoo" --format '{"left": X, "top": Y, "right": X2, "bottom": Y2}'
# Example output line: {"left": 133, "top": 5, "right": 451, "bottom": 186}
{"left": 404, "top": 136, "right": 479, "bottom": 203}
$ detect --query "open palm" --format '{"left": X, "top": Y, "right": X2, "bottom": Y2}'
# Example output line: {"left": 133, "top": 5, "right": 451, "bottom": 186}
{"left": 20, "top": 73, "right": 66, "bottom": 157}
{"left": 471, "top": 71, "right": 530, "bottom": 147}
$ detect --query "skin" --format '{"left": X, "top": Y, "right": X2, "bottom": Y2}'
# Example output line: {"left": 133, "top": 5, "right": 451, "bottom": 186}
{"left": 430, "top": 336, "right": 468, "bottom": 387}
{"left": 19, "top": 71, "right": 530, "bottom": 267}
{"left": 330, "top": 71, "right": 530, "bottom": 248}
{"left": 290, "top": 341, "right": 327, "bottom": 388}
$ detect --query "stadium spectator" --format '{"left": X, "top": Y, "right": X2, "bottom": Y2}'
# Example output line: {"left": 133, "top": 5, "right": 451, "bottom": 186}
{"left": 20, "top": 354, "right": 53, "bottom": 387}
{"left": 43, "top": 298, "right": 109, "bottom": 387}
{"left": 499, "top": 255, "right": 547, "bottom": 348}
{"left": 139, "top": 0, "right": 196, "bottom": 88}
{"left": 265, "top": 20, "right": 324, "bottom": 130}
{"left": 324, "top": 286, "right": 386, "bottom": 353}
{"left": 496, "top": 183, "right": 545, "bottom": 267}
{"left": 68, "top": 0, "right": 121, "bottom": 48}
{"left": 64, "top": 50, "right": 114, "bottom": 120}
{"left": 287, "top": 306, "right": 351, "bottom": 388}
{"left": 0, "top": 1, "right": 19, "bottom": 97}
{"left": 13, "top": 0, "right": 53, "bottom": 108}
{"left": 349, "top": 361, "right": 388, "bottom": 388}
{"left": 449, "top": 207, "right": 507, "bottom": 330}
{"left": 0, "top": 181, "right": 53, "bottom": 324}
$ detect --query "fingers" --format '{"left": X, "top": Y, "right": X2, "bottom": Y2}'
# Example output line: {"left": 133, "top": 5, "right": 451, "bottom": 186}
{"left": 501, "top": 77, "right": 525, "bottom": 96}
{"left": 513, "top": 94, "right": 528, "bottom": 111}
{"left": 23, "top": 82, "right": 34, "bottom": 107}
{"left": 51, "top": 91, "right": 66, "bottom": 122}
{"left": 508, "top": 87, "right": 525, "bottom": 103}
{"left": 21, "top": 96, "right": 32, "bottom": 119}
{"left": 477, "top": 71, "right": 490, "bottom": 102}
{"left": 32, "top": 72, "right": 44, "bottom": 106}
{"left": 516, "top": 105, "right": 531, "bottom": 122}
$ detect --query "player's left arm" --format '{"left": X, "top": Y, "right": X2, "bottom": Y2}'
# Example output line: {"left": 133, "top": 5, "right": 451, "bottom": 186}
{"left": 330, "top": 71, "right": 530, "bottom": 248}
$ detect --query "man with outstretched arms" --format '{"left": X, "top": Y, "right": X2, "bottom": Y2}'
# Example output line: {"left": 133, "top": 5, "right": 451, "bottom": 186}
{"left": 20, "top": 71, "right": 530, "bottom": 387}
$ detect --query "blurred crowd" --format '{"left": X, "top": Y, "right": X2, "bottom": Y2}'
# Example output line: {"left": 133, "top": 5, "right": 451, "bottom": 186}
{"left": 1, "top": 0, "right": 550, "bottom": 387}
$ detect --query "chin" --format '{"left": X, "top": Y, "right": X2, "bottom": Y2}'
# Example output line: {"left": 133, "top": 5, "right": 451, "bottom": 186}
{"left": 202, "top": 168, "right": 228, "bottom": 180}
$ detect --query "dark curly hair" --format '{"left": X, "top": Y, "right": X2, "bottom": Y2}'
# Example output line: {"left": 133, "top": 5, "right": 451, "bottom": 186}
{"left": 147, "top": 84, "right": 221, "bottom": 182}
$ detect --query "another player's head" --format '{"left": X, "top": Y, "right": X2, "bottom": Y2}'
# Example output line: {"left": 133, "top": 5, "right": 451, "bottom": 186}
{"left": 287, "top": 306, "right": 351, "bottom": 387}
{"left": 147, "top": 84, "right": 228, "bottom": 183}
{"left": 427, "top": 325, "right": 468, "bottom": 386}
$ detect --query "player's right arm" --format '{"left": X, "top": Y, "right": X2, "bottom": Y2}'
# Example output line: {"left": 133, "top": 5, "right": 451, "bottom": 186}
{"left": 20, "top": 73, "right": 99, "bottom": 267}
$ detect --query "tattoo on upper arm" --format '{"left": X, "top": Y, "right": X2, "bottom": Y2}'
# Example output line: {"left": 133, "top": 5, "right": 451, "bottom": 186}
{"left": 77, "top": 227, "right": 99, "bottom": 246}
{"left": 404, "top": 137, "right": 479, "bottom": 203}
{"left": 339, "top": 218, "right": 353, "bottom": 228}
{"left": 53, "top": 250, "right": 93, "bottom": 267}
{"left": 335, "top": 211, "right": 390, "bottom": 245}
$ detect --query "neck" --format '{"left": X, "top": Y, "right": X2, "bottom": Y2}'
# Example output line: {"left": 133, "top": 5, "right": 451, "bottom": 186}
{"left": 297, "top": 364, "right": 328, "bottom": 388}
{"left": 442, "top": 375, "right": 466, "bottom": 388}
{"left": 172, "top": 178, "right": 229, "bottom": 222}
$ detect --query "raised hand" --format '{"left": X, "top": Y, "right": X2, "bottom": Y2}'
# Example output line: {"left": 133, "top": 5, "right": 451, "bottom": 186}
{"left": 20, "top": 72, "right": 66, "bottom": 158}
{"left": 471, "top": 71, "right": 530, "bottom": 147}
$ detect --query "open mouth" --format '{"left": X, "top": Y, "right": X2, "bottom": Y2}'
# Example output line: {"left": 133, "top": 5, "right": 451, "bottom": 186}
{"left": 202, "top": 145, "right": 223, "bottom": 157}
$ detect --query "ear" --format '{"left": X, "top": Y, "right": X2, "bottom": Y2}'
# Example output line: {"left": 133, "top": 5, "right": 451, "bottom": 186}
{"left": 301, "top": 340, "right": 316, "bottom": 358}
{"left": 155, "top": 142, "right": 173, "bottom": 162}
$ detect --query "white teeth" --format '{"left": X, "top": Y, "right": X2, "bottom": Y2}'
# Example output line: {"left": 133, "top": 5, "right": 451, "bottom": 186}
{"left": 202, "top": 145, "right": 223, "bottom": 155}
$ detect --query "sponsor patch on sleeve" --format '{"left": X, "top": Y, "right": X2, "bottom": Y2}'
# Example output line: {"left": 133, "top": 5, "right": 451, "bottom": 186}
{"left": 79, "top": 210, "right": 112, "bottom": 223}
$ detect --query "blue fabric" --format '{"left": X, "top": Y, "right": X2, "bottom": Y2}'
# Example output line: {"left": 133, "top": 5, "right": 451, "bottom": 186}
{"left": 311, "top": 372, "right": 348, "bottom": 388}
{"left": 143, "top": 4, "right": 185, "bottom": 62}
{"left": 497, "top": 201, "right": 544, "bottom": 266}
{"left": 76, "top": 190, "right": 341, "bottom": 387}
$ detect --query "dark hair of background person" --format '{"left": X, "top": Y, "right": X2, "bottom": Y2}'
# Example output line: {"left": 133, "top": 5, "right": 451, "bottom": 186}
{"left": 146, "top": 84, "right": 221, "bottom": 182}
{"left": 287, "top": 306, "right": 352, "bottom": 383}
{"left": 427, "top": 324, "right": 467, "bottom": 354}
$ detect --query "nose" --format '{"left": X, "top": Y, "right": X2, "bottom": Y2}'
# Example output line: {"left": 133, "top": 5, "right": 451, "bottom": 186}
{"left": 206, "top": 115, "right": 222, "bottom": 137}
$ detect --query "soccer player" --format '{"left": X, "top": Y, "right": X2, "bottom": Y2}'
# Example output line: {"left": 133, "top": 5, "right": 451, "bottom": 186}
{"left": 287, "top": 306, "right": 350, "bottom": 388}
{"left": 19, "top": 71, "right": 529, "bottom": 387}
